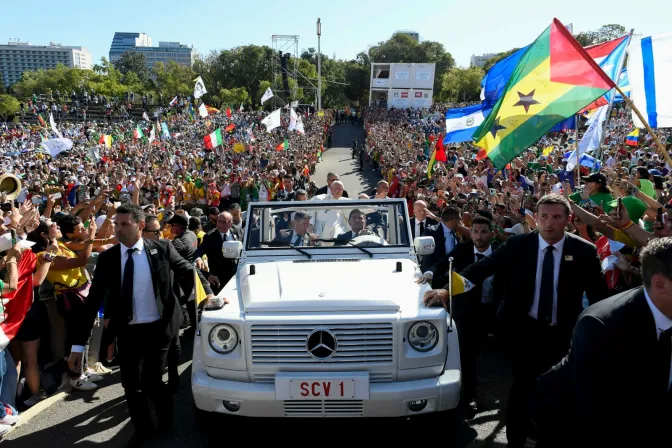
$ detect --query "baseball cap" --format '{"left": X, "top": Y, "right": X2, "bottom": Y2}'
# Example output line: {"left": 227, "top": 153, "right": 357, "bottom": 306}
{"left": 166, "top": 214, "right": 188, "bottom": 227}
{"left": 581, "top": 173, "right": 607, "bottom": 187}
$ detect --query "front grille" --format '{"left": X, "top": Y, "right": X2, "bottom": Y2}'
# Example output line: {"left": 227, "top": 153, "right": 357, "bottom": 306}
{"left": 250, "top": 323, "right": 394, "bottom": 364}
{"left": 284, "top": 400, "right": 363, "bottom": 416}
{"left": 251, "top": 371, "right": 394, "bottom": 384}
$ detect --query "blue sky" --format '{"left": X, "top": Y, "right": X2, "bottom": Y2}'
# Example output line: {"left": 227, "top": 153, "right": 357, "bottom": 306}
{"left": 2, "top": 0, "right": 671, "bottom": 67}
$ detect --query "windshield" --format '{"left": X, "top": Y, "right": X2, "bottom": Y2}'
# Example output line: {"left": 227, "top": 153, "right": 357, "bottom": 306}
{"left": 245, "top": 199, "right": 411, "bottom": 250}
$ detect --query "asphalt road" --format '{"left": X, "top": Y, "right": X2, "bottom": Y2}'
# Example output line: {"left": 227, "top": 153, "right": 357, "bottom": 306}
{"left": 4, "top": 123, "right": 513, "bottom": 447}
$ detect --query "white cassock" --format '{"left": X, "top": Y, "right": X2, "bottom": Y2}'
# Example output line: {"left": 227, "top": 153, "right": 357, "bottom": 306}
{"left": 310, "top": 194, "right": 352, "bottom": 239}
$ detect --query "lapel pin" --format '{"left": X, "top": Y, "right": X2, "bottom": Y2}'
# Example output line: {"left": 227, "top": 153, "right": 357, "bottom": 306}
{"left": 150, "top": 249, "right": 158, "bottom": 255}
{"left": 564, "top": 255, "right": 573, "bottom": 261}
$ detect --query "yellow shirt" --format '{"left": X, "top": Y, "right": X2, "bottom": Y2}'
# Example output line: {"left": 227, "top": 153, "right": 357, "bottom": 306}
{"left": 39, "top": 243, "right": 89, "bottom": 292}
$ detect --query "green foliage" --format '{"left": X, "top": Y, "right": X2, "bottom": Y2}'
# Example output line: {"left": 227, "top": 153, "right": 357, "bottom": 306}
{"left": 113, "top": 51, "right": 151, "bottom": 83}
{"left": 0, "top": 94, "right": 20, "bottom": 121}
{"left": 440, "top": 66, "right": 484, "bottom": 102}
{"left": 575, "top": 24, "right": 627, "bottom": 47}
{"left": 218, "top": 87, "right": 250, "bottom": 109}
{"left": 482, "top": 48, "right": 521, "bottom": 73}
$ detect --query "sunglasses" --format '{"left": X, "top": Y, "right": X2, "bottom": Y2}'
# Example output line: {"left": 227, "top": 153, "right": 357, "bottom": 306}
{"left": 142, "top": 229, "right": 161, "bottom": 235}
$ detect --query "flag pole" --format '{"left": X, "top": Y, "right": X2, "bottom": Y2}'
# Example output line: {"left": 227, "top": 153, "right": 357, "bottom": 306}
{"left": 575, "top": 114, "right": 580, "bottom": 186}
{"left": 448, "top": 257, "right": 454, "bottom": 331}
{"left": 594, "top": 30, "right": 634, "bottom": 168}
{"left": 616, "top": 84, "right": 672, "bottom": 167}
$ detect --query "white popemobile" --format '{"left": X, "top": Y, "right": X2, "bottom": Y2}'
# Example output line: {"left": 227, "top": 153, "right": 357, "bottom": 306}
{"left": 191, "top": 199, "right": 461, "bottom": 418}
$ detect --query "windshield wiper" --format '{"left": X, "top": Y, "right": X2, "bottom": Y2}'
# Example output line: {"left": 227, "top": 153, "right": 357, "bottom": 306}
{"left": 262, "top": 241, "right": 312, "bottom": 259}
{"left": 316, "top": 238, "right": 373, "bottom": 258}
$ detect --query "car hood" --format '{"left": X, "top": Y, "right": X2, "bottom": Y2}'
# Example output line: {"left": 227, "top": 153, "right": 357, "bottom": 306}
{"left": 239, "top": 258, "right": 423, "bottom": 312}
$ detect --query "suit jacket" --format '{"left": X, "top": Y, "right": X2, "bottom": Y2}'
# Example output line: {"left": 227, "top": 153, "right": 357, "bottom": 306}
{"left": 334, "top": 230, "right": 357, "bottom": 246}
{"left": 275, "top": 229, "right": 312, "bottom": 246}
{"left": 458, "top": 231, "right": 608, "bottom": 341}
{"left": 533, "top": 287, "right": 669, "bottom": 447}
{"left": 77, "top": 239, "right": 196, "bottom": 346}
{"left": 409, "top": 217, "right": 438, "bottom": 240}
{"left": 195, "top": 228, "right": 238, "bottom": 285}
{"left": 429, "top": 240, "right": 501, "bottom": 290}
{"left": 315, "top": 185, "right": 349, "bottom": 197}
{"left": 420, "top": 223, "right": 457, "bottom": 272}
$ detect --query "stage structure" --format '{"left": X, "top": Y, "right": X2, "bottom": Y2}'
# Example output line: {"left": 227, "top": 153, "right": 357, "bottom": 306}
{"left": 271, "top": 34, "right": 318, "bottom": 109}
{"left": 369, "top": 62, "right": 436, "bottom": 109}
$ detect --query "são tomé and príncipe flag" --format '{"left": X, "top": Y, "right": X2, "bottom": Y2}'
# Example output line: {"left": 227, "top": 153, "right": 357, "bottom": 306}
{"left": 472, "top": 18, "right": 616, "bottom": 169}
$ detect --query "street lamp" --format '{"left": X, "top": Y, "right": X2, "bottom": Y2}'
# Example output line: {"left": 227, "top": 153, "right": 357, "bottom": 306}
{"left": 317, "top": 18, "right": 322, "bottom": 111}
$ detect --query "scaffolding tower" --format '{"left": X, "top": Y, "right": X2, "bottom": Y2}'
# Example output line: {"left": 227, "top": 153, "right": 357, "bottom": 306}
{"left": 270, "top": 34, "right": 318, "bottom": 109}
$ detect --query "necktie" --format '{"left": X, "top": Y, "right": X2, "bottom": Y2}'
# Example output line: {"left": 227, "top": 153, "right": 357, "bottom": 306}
{"left": 122, "top": 248, "right": 136, "bottom": 321}
{"left": 293, "top": 234, "right": 302, "bottom": 246}
{"left": 538, "top": 246, "right": 555, "bottom": 324}
{"left": 222, "top": 232, "right": 228, "bottom": 242}
{"left": 475, "top": 253, "right": 485, "bottom": 261}
{"left": 658, "top": 328, "right": 672, "bottom": 394}
{"left": 419, "top": 221, "right": 425, "bottom": 236}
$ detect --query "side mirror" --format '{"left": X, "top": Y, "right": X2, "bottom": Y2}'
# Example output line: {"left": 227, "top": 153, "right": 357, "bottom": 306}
{"left": 414, "top": 236, "right": 435, "bottom": 256}
{"left": 222, "top": 240, "right": 242, "bottom": 259}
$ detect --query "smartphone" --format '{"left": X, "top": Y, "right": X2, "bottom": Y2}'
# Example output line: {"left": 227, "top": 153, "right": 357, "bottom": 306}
{"left": 52, "top": 192, "right": 62, "bottom": 200}
{"left": 617, "top": 197, "right": 623, "bottom": 220}
{"left": 657, "top": 208, "right": 664, "bottom": 224}
{"left": 0, "top": 202, "right": 11, "bottom": 213}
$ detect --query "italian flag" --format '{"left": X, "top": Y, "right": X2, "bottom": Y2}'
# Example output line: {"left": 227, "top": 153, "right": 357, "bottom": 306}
{"left": 134, "top": 125, "right": 144, "bottom": 139}
{"left": 204, "top": 128, "right": 223, "bottom": 149}
{"left": 276, "top": 139, "right": 289, "bottom": 151}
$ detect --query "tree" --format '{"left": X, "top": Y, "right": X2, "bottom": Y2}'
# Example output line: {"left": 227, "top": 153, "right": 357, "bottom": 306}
{"left": 0, "top": 94, "right": 20, "bottom": 121}
{"left": 482, "top": 48, "right": 521, "bottom": 73}
{"left": 575, "top": 24, "right": 627, "bottom": 47}
{"left": 218, "top": 87, "right": 250, "bottom": 108}
{"left": 113, "top": 51, "right": 150, "bottom": 83}
{"left": 152, "top": 61, "right": 196, "bottom": 99}
{"left": 440, "top": 66, "right": 484, "bottom": 102}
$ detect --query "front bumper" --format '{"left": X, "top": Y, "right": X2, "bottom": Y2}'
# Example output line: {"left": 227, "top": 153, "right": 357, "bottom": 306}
{"left": 192, "top": 336, "right": 460, "bottom": 417}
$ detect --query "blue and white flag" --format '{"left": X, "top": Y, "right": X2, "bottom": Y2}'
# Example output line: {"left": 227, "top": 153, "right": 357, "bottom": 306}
{"left": 577, "top": 105, "right": 609, "bottom": 156}
{"left": 444, "top": 104, "right": 491, "bottom": 144}
{"left": 613, "top": 68, "right": 630, "bottom": 103}
{"left": 628, "top": 32, "right": 672, "bottom": 128}
{"left": 565, "top": 151, "right": 601, "bottom": 172}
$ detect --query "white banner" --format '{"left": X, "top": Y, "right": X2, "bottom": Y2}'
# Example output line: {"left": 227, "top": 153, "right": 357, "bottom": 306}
{"left": 49, "top": 113, "right": 63, "bottom": 139}
{"left": 288, "top": 108, "right": 298, "bottom": 131}
{"left": 194, "top": 76, "right": 207, "bottom": 99}
{"left": 261, "top": 87, "right": 274, "bottom": 104}
{"left": 41, "top": 138, "right": 73, "bottom": 157}
{"left": 198, "top": 103, "right": 208, "bottom": 118}
{"left": 261, "top": 108, "right": 282, "bottom": 132}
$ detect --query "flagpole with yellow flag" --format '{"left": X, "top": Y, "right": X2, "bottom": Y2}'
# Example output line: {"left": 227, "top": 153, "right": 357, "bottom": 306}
{"left": 194, "top": 269, "right": 208, "bottom": 308}
{"left": 448, "top": 257, "right": 454, "bottom": 331}
{"left": 616, "top": 84, "right": 672, "bottom": 166}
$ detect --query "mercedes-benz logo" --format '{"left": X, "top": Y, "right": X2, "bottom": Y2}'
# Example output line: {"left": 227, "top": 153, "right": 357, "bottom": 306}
{"left": 306, "top": 329, "right": 337, "bottom": 360}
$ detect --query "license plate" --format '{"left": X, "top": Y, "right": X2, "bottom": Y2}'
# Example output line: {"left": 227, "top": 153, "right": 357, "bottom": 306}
{"left": 289, "top": 379, "right": 355, "bottom": 400}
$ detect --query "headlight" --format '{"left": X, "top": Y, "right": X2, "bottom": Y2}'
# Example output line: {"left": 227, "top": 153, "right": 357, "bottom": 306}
{"left": 407, "top": 321, "right": 439, "bottom": 352}
{"left": 208, "top": 324, "right": 239, "bottom": 354}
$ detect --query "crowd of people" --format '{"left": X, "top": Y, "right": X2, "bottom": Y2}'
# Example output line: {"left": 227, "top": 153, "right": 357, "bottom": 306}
{"left": 0, "top": 92, "right": 670, "bottom": 446}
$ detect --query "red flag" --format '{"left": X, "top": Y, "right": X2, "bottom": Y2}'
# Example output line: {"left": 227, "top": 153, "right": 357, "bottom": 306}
{"left": 226, "top": 107, "right": 232, "bottom": 118}
{"left": 225, "top": 124, "right": 235, "bottom": 133}
{"left": 1, "top": 250, "right": 37, "bottom": 342}
{"left": 435, "top": 134, "right": 447, "bottom": 162}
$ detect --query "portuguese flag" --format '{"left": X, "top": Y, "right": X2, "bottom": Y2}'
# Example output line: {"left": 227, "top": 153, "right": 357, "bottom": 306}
{"left": 204, "top": 128, "right": 223, "bottom": 148}
{"left": 275, "top": 139, "right": 288, "bottom": 151}
{"left": 472, "top": 18, "right": 615, "bottom": 169}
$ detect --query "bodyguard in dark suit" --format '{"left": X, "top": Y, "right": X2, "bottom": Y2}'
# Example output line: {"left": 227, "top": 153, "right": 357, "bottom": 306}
{"left": 274, "top": 211, "right": 315, "bottom": 246}
{"left": 534, "top": 237, "right": 672, "bottom": 448}
{"left": 423, "top": 194, "right": 607, "bottom": 447}
{"left": 68, "top": 204, "right": 214, "bottom": 447}
{"left": 418, "top": 214, "right": 499, "bottom": 417}
{"left": 409, "top": 199, "right": 438, "bottom": 240}
{"left": 420, "top": 206, "right": 461, "bottom": 272}
{"left": 195, "top": 211, "right": 239, "bottom": 293}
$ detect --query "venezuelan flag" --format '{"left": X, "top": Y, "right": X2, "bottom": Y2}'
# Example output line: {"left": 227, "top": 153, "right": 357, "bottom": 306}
{"left": 626, "top": 129, "right": 639, "bottom": 146}
{"left": 473, "top": 18, "right": 615, "bottom": 169}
